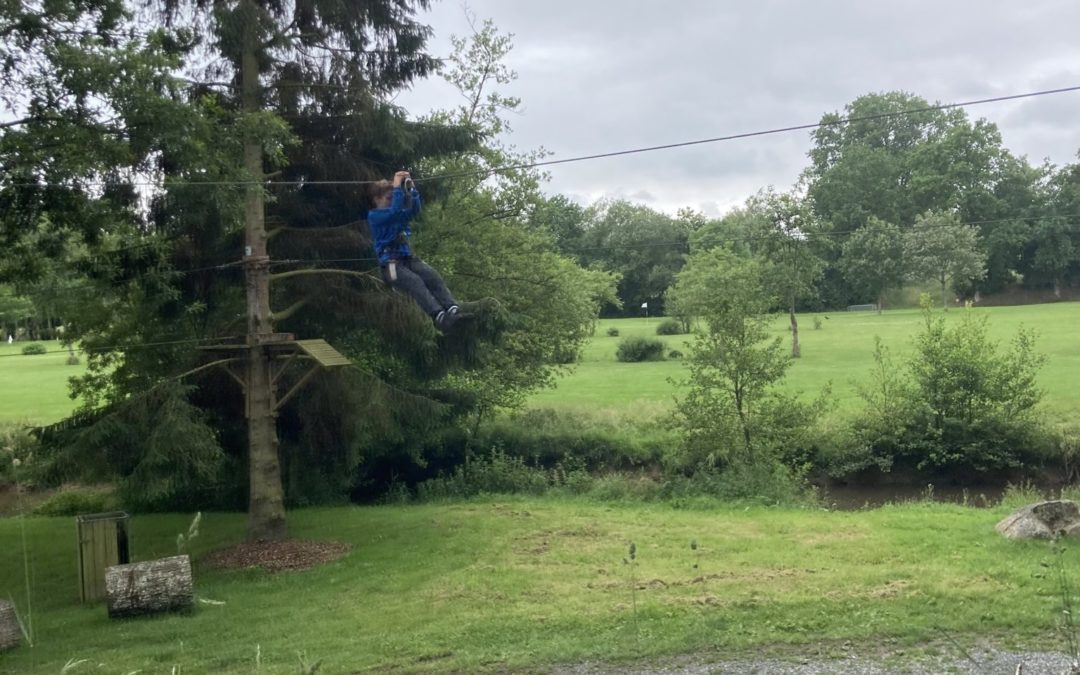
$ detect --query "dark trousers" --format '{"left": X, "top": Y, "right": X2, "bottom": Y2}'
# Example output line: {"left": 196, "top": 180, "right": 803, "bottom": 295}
{"left": 382, "top": 257, "right": 457, "bottom": 316}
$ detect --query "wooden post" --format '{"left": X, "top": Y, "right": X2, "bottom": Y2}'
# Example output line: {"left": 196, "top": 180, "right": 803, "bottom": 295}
{"left": 76, "top": 512, "right": 130, "bottom": 603}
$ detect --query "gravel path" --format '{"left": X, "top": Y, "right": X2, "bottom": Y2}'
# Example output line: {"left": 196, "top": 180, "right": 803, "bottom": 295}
{"left": 552, "top": 646, "right": 1080, "bottom": 674}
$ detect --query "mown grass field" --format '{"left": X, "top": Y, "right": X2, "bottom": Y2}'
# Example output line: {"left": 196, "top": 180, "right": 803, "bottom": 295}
{"left": 2, "top": 303, "right": 1077, "bottom": 427}
{"left": 0, "top": 494, "right": 1075, "bottom": 674}
{"left": 530, "top": 303, "right": 1080, "bottom": 420}
{"left": 0, "top": 343, "right": 85, "bottom": 426}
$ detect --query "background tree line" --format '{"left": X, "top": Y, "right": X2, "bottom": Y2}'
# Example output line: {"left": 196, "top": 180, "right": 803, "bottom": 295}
{"left": 537, "top": 91, "right": 1079, "bottom": 317}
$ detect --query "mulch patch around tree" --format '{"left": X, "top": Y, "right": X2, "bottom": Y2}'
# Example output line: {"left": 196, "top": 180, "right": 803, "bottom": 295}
{"left": 202, "top": 539, "right": 351, "bottom": 573}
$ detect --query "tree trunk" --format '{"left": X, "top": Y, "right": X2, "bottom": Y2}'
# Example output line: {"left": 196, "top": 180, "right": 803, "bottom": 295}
{"left": 241, "top": 3, "right": 286, "bottom": 542}
{"left": 940, "top": 277, "right": 949, "bottom": 311}
{"left": 1054, "top": 278, "right": 1062, "bottom": 299}
{"left": 877, "top": 292, "right": 884, "bottom": 315}
{"left": 789, "top": 299, "right": 800, "bottom": 358}
{"left": 105, "top": 555, "right": 193, "bottom": 618}
{"left": 0, "top": 599, "right": 20, "bottom": 651}
{"left": 735, "top": 391, "right": 752, "bottom": 455}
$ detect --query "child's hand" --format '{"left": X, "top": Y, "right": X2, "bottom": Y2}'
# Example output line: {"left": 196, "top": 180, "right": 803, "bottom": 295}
{"left": 392, "top": 171, "right": 410, "bottom": 187}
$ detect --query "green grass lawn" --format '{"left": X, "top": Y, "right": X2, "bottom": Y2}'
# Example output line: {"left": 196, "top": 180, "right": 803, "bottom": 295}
{"left": 0, "top": 343, "right": 85, "bottom": 426}
{"left": 530, "top": 303, "right": 1080, "bottom": 420}
{"left": 0, "top": 496, "right": 1072, "bottom": 673}
{"left": 3, "top": 303, "right": 1077, "bottom": 427}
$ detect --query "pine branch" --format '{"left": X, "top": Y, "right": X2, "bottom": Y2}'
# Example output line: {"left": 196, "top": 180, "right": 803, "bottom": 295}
{"left": 176, "top": 358, "right": 242, "bottom": 381}
{"left": 272, "top": 296, "right": 312, "bottom": 322}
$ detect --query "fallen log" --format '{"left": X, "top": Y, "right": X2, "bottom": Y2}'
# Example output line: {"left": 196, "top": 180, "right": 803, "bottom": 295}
{"left": 0, "top": 599, "right": 20, "bottom": 651}
{"left": 105, "top": 555, "right": 193, "bottom": 618}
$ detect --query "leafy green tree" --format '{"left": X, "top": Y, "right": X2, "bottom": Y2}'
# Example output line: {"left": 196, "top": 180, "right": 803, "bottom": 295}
{"left": 669, "top": 247, "right": 827, "bottom": 482}
{"left": 838, "top": 217, "right": 905, "bottom": 312}
{"left": 807, "top": 91, "right": 959, "bottom": 231}
{"left": 904, "top": 210, "right": 986, "bottom": 309}
{"left": 746, "top": 190, "right": 826, "bottom": 358}
{"left": 688, "top": 205, "right": 759, "bottom": 257}
{"left": 577, "top": 200, "right": 689, "bottom": 316}
{"left": 2, "top": 0, "right": 484, "bottom": 528}
{"left": 670, "top": 249, "right": 786, "bottom": 459}
{"left": 0, "top": 286, "right": 33, "bottom": 338}
{"left": 413, "top": 19, "right": 616, "bottom": 433}
{"left": 805, "top": 90, "right": 1043, "bottom": 297}
{"left": 1028, "top": 162, "right": 1080, "bottom": 296}
{"left": 530, "top": 195, "right": 588, "bottom": 253}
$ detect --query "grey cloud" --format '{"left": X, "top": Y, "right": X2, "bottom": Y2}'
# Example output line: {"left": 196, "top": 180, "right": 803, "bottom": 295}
{"left": 399, "top": 0, "right": 1080, "bottom": 215}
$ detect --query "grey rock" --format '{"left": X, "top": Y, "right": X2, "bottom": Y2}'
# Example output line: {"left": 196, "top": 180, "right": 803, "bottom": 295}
{"left": 996, "top": 500, "right": 1080, "bottom": 540}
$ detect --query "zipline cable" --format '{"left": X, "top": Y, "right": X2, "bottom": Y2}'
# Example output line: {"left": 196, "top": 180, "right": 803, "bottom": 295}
{"left": 4, "top": 85, "right": 1080, "bottom": 188}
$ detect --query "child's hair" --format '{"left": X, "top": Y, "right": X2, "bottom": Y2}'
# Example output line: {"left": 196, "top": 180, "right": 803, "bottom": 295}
{"left": 371, "top": 179, "right": 393, "bottom": 201}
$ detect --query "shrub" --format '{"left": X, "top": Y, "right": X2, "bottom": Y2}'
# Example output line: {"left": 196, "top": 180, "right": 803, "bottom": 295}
{"left": 585, "top": 472, "right": 662, "bottom": 501}
{"left": 851, "top": 299, "right": 1048, "bottom": 475}
{"left": 477, "top": 409, "right": 669, "bottom": 470}
{"left": 552, "top": 346, "right": 578, "bottom": 364}
{"left": 688, "top": 460, "right": 814, "bottom": 506}
{"left": 1, "top": 426, "right": 40, "bottom": 488}
{"left": 20, "top": 344, "right": 47, "bottom": 355}
{"left": 33, "top": 486, "right": 118, "bottom": 516}
{"left": 655, "top": 319, "right": 682, "bottom": 335}
{"left": 813, "top": 316, "right": 823, "bottom": 330}
{"left": 606, "top": 327, "right": 620, "bottom": 337}
{"left": 616, "top": 336, "right": 666, "bottom": 362}
{"left": 415, "top": 448, "right": 550, "bottom": 501}
{"left": 668, "top": 350, "right": 683, "bottom": 359}
{"left": 0, "top": 449, "right": 10, "bottom": 486}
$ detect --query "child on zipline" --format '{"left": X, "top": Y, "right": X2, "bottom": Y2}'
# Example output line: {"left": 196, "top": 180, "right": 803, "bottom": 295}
{"left": 368, "top": 171, "right": 463, "bottom": 331}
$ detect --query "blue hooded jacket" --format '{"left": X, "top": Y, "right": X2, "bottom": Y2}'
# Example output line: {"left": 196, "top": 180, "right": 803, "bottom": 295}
{"left": 367, "top": 187, "right": 421, "bottom": 265}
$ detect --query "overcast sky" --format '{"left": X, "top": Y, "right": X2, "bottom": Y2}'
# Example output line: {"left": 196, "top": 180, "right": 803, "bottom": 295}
{"left": 395, "top": 0, "right": 1080, "bottom": 216}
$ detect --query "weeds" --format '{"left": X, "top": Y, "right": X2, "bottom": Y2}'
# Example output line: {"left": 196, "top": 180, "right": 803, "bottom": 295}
{"left": 1051, "top": 538, "right": 1080, "bottom": 672}
{"left": 297, "top": 651, "right": 322, "bottom": 674}
{"left": 60, "top": 659, "right": 88, "bottom": 673}
{"left": 176, "top": 512, "right": 202, "bottom": 555}
{"left": 623, "top": 541, "right": 639, "bottom": 642}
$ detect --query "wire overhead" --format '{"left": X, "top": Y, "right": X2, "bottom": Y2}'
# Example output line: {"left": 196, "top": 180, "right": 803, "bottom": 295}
{"left": 4, "top": 85, "right": 1079, "bottom": 188}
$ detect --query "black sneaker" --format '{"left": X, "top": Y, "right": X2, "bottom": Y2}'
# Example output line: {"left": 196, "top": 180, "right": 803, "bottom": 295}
{"left": 447, "top": 305, "right": 460, "bottom": 317}
{"left": 435, "top": 310, "right": 459, "bottom": 331}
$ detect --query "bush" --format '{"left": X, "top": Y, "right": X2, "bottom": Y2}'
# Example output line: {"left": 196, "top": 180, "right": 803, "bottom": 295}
{"left": 478, "top": 409, "right": 669, "bottom": 470}
{"left": 416, "top": 448, "right": 550, "bottom": 501}
{"left": 33, "top": 486, "right": 118, "bottom": 516}
{"left": 851, "top": 299, "right": 1048, "bottom": 476}
{"left": 653, "top": 461, "right": 815, "bottom": 507}
{"left": 616, "top": 336, "right": 666, "bottom": 362}
{"left": 668, "top": 350, "right": 683, "bottom": 359}
{"left": 552, "top": 346, "right": 578, "bottom": 364}
{"left": 1, "top": 426, "right": 40, "bottom": 488}
{"left": 21, "top": 343, "right": 47, "bottom": 355}
{"left": 606, "top": 327, "right": 620, "bottom": 337}
{"left": 655, "top": 319, "right": 683, "bottom": 335}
